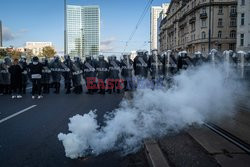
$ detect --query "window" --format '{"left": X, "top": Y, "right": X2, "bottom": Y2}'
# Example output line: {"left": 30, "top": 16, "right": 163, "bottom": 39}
{"left": 191, "top": 23, "right": 195, "bottom": 31}
{"left": 218, "top": 31, "right": 222, "bottom": 38}
{"left": 230, "top": 6, "right": 237, "bottom": 14}
{"left": 241, "top": 0, "right": 245, "bottom": 5}
{"left": 202, "top": 31, "right": 206, "bottom": 39}
{"left": 241, "top": 13, "right": 245, "bottom": 25}
{"left": 240, "top": 34, "right": 244, "bottom": 46}
{"left": 201, "top": 7, "right": 206, "bottom": 14}
{"left": 230, "top": 18, "right": 237, "bottom": 27}
{"left": 218, "top": 44, "right": 222, "bottom": 51}
{"left": 218, "top": 18, "right": 223, "bottom": 27}
{"left": 230, "top": 30, "right": 236, "bottom": 38}
{"left": 229, "top": 44, "right": 235, "bottom": 51}
{"left": 201, "top": 19, "right": 206, "bottom": 27}
{"left": 218, "top": 6, "right": 223, "bottom": 14}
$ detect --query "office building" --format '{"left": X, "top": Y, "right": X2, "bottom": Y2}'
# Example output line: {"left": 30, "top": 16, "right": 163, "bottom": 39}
{"left": 65, "top": 5, "right": 100, "bottom": 58}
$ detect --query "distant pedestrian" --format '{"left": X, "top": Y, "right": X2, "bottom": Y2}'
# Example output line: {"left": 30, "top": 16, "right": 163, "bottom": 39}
{"left": 19, "top": 56, "right": 28, "bottom": 94}
{"left": 0, "top": 57, "right": 12, "bottom": 95}
{"left": 29, "top": 57, "right": 43, "bottom": 99}
{"left": 9, "top": 58, "right": 23, "bottom": 99}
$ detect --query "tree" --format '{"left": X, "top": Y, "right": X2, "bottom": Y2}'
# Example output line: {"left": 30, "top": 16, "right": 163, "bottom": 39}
{"left": 42, "top": 46, "right": 56, "bottom": 58}
{"left": 24, "top": 49, "right": 33, "bottom": 61}
{"left": 9, "top": 50, "right": 21, "bottom": 60}
{"left": 0, "top": 49, "right": 8, "bottom": 59}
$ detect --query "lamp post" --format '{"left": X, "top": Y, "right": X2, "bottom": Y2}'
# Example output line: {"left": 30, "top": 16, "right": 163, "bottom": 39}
{"left": 64, "top": 0, "right": 67, "bottom": 55}
{"left": 208, "top": 0, "right": 211, "bottom": 53}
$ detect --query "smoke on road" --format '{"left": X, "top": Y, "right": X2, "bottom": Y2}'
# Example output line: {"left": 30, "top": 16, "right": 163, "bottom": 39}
{"left": 58, "top": 64, "right": 244, "bottom": 159}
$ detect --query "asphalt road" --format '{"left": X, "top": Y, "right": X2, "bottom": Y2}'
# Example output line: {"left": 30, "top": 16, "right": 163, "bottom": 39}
{"left": 0, "top": 89, "right": 130, "bottom": 167}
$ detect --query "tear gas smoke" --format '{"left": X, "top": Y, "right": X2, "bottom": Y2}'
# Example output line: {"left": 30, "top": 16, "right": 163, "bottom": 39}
{"left": 58, "top": 64, "right": 244, "bottom": 159}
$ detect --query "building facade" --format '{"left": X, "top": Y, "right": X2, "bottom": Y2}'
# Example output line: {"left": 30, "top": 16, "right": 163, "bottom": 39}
{"left": 236, "top": 0, "right": 250, "bottom": 52}
{"left": 151, "top": 4, "right": 169, "bottom": 51}
{"left": 25, "top": 42, "right": 53, "bottom": 56}
{"left": 0, "top": 20, "right": 2, "bottom": 47}
{"left": 65, "top": 5, "right": 100, "bottom": 58}
{"left": 159, "top": 0, "right": 237, "bottom": 54}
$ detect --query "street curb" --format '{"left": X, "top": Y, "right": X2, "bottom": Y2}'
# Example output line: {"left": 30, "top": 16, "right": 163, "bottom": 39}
{"left": 144, "top": 139, "right": 170, "bottom": 167}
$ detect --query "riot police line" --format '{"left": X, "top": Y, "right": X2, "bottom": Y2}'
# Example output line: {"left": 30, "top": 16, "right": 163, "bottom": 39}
{"left": 0, "top": 49, "right": 249, "bottom": 99}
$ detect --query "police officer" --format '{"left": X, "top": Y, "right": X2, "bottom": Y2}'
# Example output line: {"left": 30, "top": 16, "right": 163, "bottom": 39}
{"left": 72, "top": 57, "right": 83, "bottom": 94}
{"left": 83, "top": 55, "right": 96, "bottom": 94}
{"left": 0, "top": 57, "right": 11, "bottom": 94}
{"left": 9, "top": 58, "right": 23, "bottom": 99}
{"left": 108, "top": 55, "right": 121, "bottom": 94}
{"left": 19, "top": 56, "right": 28, "bottom": 94}
{"left": 148, "top": 49, "right": 164, "bottom": 88}
{"left": 121, "top": 53, "right": 134, "bottom": 91}
{"left": 41, "top": 58, "right": 51, "bottom": 94}
{"left": 29, "top": 57, "right": 43, "bottom": 99}
{"left": 134, "top": 50, "right": 148, "bottom": 78}
{"left": 223, "top": 50, "right": 237, "bottom": 65}
{"left": 208, "top": 49, "right": 222, "bottom": 66}
{"left": 192, "top": 51, "right": 204, "bottom": 66}
{"left": 49, "top": 55, "right": 64, "bottom": 94}
{"left": 63, "top": 55, "right": 73, "bottom": 94}
{"left": 74, "top": 56, "right": 83, "bottom": 69}
{"left": 133, "top": 50, "right": 149, "bottom": 89}
{"left": 164, "top": 50, "right": 178, "bottom": 78}
{"left": 177, "top": 51, "right": 193, "bottom": 70}
{"left": 0, "top": 60, "right": 3, "bottom": 95}
{"left": 96, "top": 55, "right": 109, "bottom": 94}
{"left": 237, "top": 51, "right": 250, "bottom": 81}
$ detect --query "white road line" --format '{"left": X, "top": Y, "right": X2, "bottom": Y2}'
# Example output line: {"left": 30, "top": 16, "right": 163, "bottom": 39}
{"left": 26, "top": 87, "right": 32, "bottom": 90}
{"left": 0, "top": 105, "right": 37, "bottom": 124}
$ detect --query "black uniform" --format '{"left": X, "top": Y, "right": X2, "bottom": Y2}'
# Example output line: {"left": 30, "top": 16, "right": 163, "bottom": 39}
{"left": 192, "top": 53, "right": 204, "bottom": 66}
{"left": 133, "top": 52, "right": 148, "bottom": 89}
{"left": 121, "top": 56, "right": 134, "bottom": 91}
{"left": 49, "top": 58, "right": 64, "bottom": 94}
{"left": 83, "top": 57, "right": 96, "bottom": 94}
{"left": 207, "top": 50, "right": 222, "bottom": 66}
{"left": 108, "top": 57, "right": 121, "bottom": 93}
{"left": 177, "top": 52, "right": 193, "bottom": 70}
{"left": 63, "top": 58, "right": 73, "bottom": 94}
{"left": 9, "top": 64, "right": 23, "bottom": 95}
{"left": 133, "top": 53, "right": 148, "bottom": 78}
{"left": 72, "top": 58, "right": 83, "bottom": 94}
{"left": 19, "top": 60, "right": 28, "bottom": 94}
{"left": 148, "top": 54, "right": 164, "bottom": 88}
{"left": 96, "top": 57, "right": 109, "bottom": 94}
{"left": 71, "top": 63, "right": 83, "bottom": 94}
{"left": 163, "top": 51, "right": 178, "bottom": 77}
{"left": 0, "top": 58, "right": 11, "bottom": 94}
{"left": 237, "top": 51, "right": 250, "bottom": 81}
{"left": 29, "top": 61, "right": 43, "bottom": 96}
{"left": 41, "top": 60, "right": 51, "bottom": 94}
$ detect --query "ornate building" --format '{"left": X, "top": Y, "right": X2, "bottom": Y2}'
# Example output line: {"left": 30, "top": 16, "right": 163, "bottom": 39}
{"left": 159, "top": 0, "right": 237, "bottom": 54}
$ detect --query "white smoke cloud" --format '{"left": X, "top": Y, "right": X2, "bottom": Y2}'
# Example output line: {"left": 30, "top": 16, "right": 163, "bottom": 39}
{"left": 58, "top": 64, "right": 243, "bottom": 159}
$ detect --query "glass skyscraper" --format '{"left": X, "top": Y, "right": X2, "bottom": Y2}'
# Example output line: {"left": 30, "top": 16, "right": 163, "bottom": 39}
{"left": 65, "top": 5, "right": 100, "bottom": 58}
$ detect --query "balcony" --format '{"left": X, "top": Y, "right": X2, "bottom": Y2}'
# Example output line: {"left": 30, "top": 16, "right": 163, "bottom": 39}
{"left": 230, "top": 12, "right": 237, "bottom": 17}
{"left": 200, "top": 13, "right": 207, "bottom": 19}
{"left": 189, "top": 17, "right": 196, "bottom": 24}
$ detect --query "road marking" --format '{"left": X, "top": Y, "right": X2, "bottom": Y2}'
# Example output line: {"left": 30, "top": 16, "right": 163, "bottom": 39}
{"left": 26, "top": 87, "right": 32, "bottom": 90}
{"left": 0, "top": 105, "right": 37, "bottom": 124}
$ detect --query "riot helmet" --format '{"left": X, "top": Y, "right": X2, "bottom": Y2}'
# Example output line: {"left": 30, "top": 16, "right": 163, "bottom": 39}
{"left": 32, "top": 56, "right": 39, "bottom": 65}
{"left": 98, "top": 55, "right": 104, "bottom": 61}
